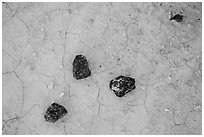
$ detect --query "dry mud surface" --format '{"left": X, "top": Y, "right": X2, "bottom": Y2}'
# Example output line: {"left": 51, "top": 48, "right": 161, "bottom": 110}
{"left": 2, "top": 2, "right": 202, "bottom": 135}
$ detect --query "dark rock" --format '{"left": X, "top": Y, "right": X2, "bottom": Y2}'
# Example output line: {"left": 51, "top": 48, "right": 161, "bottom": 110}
{"left": 72, "top": 55, "right": 91, "bottom": 80}
{"left": 170, "top": 14, "right": 183, "bottom": 22}
{"left": 109, "top": 75, "right": 136, "bottom": 97}
{"left": 44, "top": 103, "right": 68, "bottom": 123}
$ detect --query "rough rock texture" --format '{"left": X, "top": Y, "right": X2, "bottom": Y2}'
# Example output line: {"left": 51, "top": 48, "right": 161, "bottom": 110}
{"left": 72, "top": 55, "right": 91, "bottom": 80}
{"left": 44, "top": 102, "right": 68, "bottom": 123}
{"left": 109, "top": 75, "right": 136, "bottom": 97}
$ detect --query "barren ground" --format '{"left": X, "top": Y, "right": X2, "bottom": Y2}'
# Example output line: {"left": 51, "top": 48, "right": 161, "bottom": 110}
{"left": 2, "top": 2, "right": 202, "bottom": 135}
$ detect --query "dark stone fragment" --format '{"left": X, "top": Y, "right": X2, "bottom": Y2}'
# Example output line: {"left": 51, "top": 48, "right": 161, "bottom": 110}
{"left": 170, "top": 14, "right": 183, "bottom": 22}
{"left": 109, "top": 75, "right": 136, "bottom": 97}
{"left": 72, "top": 55, "right": 91, "bottom": 80}
{"left": 44, "top": 103, "right": 68, "bottom": 123}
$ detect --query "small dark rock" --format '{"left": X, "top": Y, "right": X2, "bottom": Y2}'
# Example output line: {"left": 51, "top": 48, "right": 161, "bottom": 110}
{"left": 170, "top": 14, "right": 184, "bottom": 22}
{"left": 72, "top": 55, "right": 91, "bottom": 80}
{"left": 44, "top": 103, "right": 68, "bottom": 123}
{"left": 109, "top": 75, "right": 136, "bottom": 97}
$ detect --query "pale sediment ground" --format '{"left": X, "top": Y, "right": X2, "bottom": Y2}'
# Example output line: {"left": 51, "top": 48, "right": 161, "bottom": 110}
{"left": 2, "top": 2, "right": 202, "bottom": 135}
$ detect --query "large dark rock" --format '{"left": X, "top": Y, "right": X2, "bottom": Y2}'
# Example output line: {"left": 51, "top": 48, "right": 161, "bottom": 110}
{"left": 72, "top": 55, "right": 91, "bottom": 80}
{"left": 109, "top": 75, "right": 136, "bottom": 97}
{"left": 44, "top": 103, "right": 68, "bottom": 123}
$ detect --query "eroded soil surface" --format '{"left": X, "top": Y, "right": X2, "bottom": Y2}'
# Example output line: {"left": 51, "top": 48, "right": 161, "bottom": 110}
{"left": 2, "top": 2, "right": 202, "bottom": 135}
